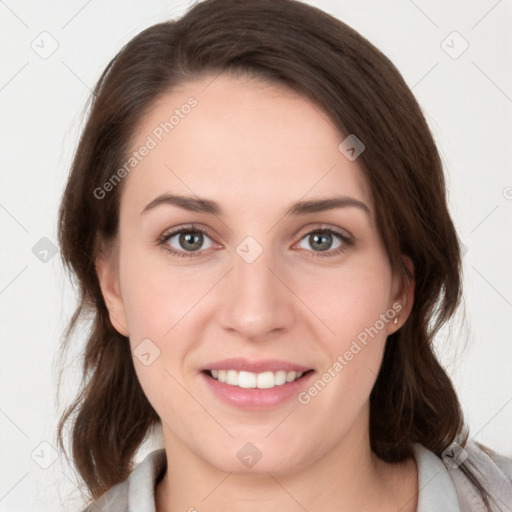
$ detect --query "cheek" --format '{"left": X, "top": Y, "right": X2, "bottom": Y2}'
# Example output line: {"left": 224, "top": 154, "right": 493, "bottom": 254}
{"left": 118, "top": 245, "right": 213, "bottom": 340}
{"left": 294, "top": 256, "right": 393, "bottom": 398}
{"left": 295, "top": 255, "right": 393, "bottom": 343}
{"left": 119, "top": 249, "right": 203, "bottom": 419}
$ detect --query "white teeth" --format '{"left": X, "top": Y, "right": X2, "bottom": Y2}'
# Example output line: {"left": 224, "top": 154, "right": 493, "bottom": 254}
{"left": 208, "top": 369, "right": 307, "bottom": 388}
{"left": 238, "top": 371, "right": 256, "bottom": 388}
{"left": 274, "top": 370, "right": 287, "bottom": 385}
{"left": 257, "top": 371, "right": 274, "bottom": 389}
{"left": 226, "top": 369, "right": 239, "bottom": 386}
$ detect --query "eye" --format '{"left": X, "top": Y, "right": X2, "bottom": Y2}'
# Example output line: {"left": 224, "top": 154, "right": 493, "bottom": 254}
{"left": 296, "top": 228, "right": 352, "bottom": 257}
{"left": 158, "top": 225, "right": 353, "bottom": 259}
{"left": 158, "top": 225, "right": 217, "bottom": 258}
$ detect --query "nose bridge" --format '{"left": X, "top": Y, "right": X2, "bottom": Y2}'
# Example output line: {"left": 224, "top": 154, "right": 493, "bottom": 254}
{"left": 218, "top": 235, "right": 294, "bottom": 339}
{"left": 234, "top": 237, "right": 277, "bottom": 298}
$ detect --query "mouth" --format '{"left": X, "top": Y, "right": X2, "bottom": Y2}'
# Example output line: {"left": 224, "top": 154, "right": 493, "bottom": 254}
{"left": 202, "top": 368, "right": 314, "bottom": 389}
{"left": 199, "top": 358, "right": 315, "bottom": 409}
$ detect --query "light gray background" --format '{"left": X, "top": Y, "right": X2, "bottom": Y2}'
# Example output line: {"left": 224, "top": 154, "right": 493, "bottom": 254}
{"left": 1, "top": 1, "right": 511, "bottom": 510}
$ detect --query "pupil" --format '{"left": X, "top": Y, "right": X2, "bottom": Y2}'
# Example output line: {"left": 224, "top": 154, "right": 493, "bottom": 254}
{"left": 180, "top": 231, "right": 202, "bottom": 251}
{"left": 311, "top": 232, "right": 331, "bottom": 251}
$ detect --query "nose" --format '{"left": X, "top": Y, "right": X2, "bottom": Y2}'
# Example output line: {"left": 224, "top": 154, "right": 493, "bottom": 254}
{"left": 218, "top": 242, "right": 296, "bottom": 342}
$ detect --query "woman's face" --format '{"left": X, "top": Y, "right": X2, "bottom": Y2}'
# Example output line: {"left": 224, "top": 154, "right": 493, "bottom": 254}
{"left": 97, "top": 73, "right": 410, "bottom": 475}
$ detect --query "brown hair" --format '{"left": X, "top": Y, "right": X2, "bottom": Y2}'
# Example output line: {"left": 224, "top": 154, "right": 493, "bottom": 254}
{"left": 56, "top": 0, "right": 492, "bottom": 507}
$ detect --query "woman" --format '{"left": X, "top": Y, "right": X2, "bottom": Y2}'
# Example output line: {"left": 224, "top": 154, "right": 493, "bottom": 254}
{"left": 56, "top": 0, "right": 512, "bottom": 510}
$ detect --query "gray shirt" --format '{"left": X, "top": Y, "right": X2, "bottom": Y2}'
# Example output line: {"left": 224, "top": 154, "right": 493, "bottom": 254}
{"left": 83, "top": 440, "right": 512, "bottom": 511}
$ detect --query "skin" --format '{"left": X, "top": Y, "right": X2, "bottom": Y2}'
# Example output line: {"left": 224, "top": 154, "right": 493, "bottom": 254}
{"left": 96, "top": 73, "right": 417, "bottom": 512}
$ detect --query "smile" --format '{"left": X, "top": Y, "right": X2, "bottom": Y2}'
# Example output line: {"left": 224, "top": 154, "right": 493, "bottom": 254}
{"left": 206, "top": 369, "right": 307, "bottom": 388}
{"left": 200, "top": 358, "right": 315, "bottom": 409}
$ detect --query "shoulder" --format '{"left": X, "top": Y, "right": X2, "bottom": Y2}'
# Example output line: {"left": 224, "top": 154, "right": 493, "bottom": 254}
{"left": 472, "top": 440, "right": 512, "bottom": 482}
{"left": 81, "top": 449, "right": 167, "bottom": 512}
{"left": 447, "top": 439, "right": 512, "bottom": 510}
{"left": 81, "top": 480, "right": 128, "bottom": 512}
{"left": 411, "top": 440, "right": 512, "bottom": 511}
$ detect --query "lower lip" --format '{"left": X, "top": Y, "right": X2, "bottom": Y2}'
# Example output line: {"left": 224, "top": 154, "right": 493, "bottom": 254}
{"left": 199, "top": 371, "right": 315, "bottom": 410}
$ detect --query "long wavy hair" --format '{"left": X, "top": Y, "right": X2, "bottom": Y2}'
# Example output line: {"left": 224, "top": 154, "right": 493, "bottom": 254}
{"left": 56, "top": 0, "right": 493, "bottom": 507}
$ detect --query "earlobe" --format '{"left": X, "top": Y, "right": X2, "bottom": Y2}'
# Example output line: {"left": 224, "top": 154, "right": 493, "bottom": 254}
{"left": 95, "top": 249, "right": 129, "bottom": 337}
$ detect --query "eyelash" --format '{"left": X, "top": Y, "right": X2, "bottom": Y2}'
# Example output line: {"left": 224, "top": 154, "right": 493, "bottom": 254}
{"left": 157, "top": 224, "right": 353, "bottom": 259}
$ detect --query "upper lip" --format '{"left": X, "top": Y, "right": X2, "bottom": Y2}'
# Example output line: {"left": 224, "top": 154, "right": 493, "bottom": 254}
{"left": 202, "top": 358, "right": 313, "bottom": 373}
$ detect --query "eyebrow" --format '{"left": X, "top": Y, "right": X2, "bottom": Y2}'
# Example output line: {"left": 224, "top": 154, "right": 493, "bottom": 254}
{"left": 141, "top": 193, "right": 370, "bottom": 217}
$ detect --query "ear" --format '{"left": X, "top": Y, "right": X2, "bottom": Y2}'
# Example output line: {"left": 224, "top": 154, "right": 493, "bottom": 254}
{"left": 387, "top": 255, "right": 415, "bottom": 335}
{"left": 95, "top": 241, "right": 129, "bottom": 337}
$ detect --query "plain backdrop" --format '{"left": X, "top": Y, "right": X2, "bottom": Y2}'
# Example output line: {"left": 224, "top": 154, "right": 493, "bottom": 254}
{"left": 1, "top": 0, "right": 511, "bottom": 510}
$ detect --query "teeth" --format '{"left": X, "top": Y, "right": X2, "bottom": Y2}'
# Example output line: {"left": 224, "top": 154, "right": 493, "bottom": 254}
{"left": 208, "top": 369, "right": 305, "bottom": 388}
{"left": 238, "top": 371, "right": 256, "bottom": 388}
{"left": 226, "top": 369, "right": 239, "bottom": 386}
{"left": 257, "top": 371, "right": 274, "bottom": 389}
{"left": 274, "top": 370, "right": 287, "bottom": 385}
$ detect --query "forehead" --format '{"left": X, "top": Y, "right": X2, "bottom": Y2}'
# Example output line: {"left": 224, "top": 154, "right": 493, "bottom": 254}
{"left": 121, "top": 73, "right": 372, "bottom": 219}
